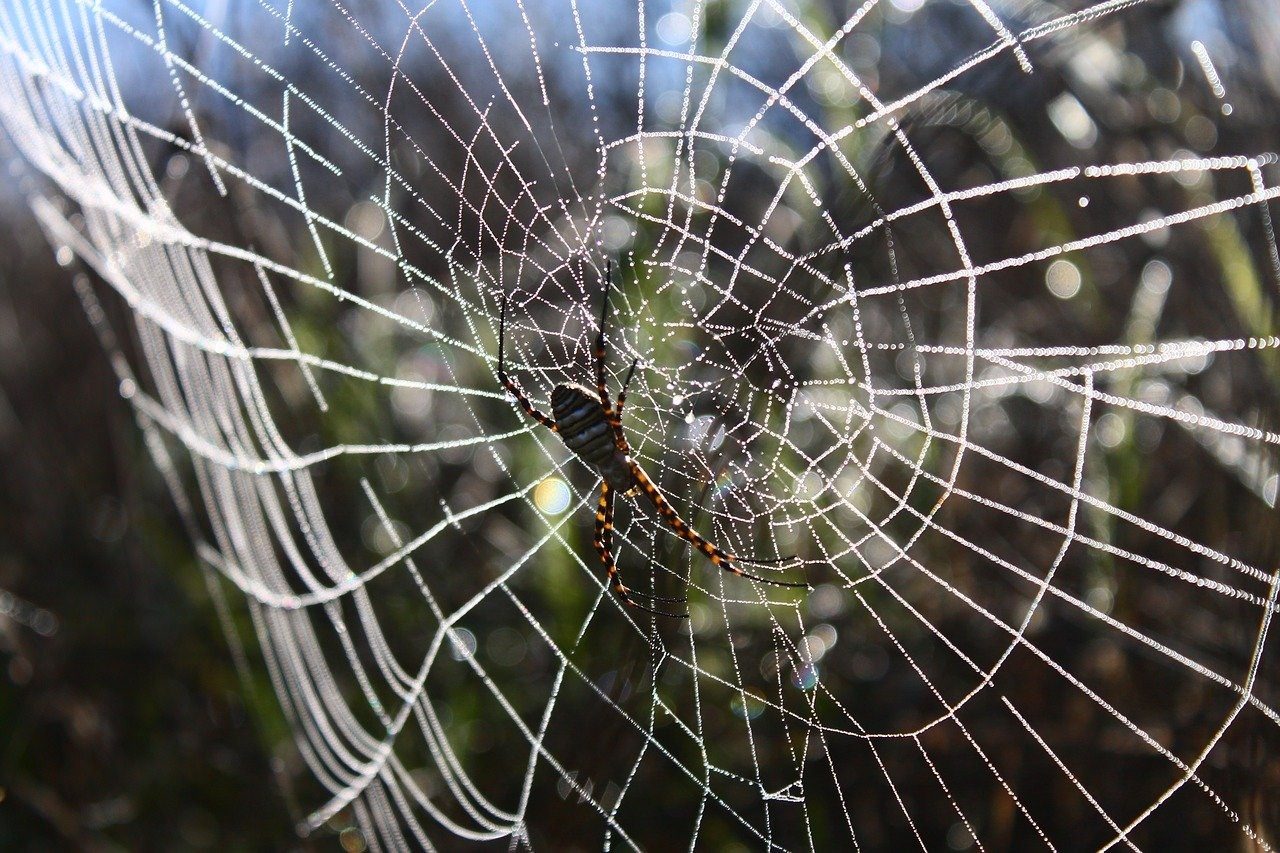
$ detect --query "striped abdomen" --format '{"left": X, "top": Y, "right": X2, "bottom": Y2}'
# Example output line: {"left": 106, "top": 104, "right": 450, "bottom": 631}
{"left": 550, "top": 383, "right": 637, "bottom": 492}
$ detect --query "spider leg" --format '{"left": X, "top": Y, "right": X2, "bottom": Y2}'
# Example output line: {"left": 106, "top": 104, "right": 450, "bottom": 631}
{"left": 594, "top": 260, "right": 614, "bottom": 409}
{"left": 597, "top": 264, "right": 643, "bottom": 445}
{"left": 615, "top": 357, "right": 639, "bottom": 418}
{"left": 628, "top": 460, "right": 808, "bottom": 590}
{"left": 595, "top": 480, "right": 688, "bottom": 618}
{"left": 498, "top": 292, "right": 557, "bottom": 431}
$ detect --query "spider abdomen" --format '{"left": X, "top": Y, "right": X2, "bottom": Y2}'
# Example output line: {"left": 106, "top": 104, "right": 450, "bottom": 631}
{"left": 551, "top": 383, "right": 637, "bottom": 492}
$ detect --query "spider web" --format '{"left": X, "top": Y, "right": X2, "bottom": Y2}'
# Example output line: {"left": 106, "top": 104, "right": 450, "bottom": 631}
{"left": 2, "top": 0, "right": 1278, "bottom": 848}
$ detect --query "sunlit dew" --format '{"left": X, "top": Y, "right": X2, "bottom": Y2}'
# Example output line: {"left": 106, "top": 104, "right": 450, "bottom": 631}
{"left": 600, "top": 215, "right": 632, "bottom": 252}
{"left": 533, "top": 476, "right": 572, "bottom": 514}
{"left": 1141, "top": 257, "right": 1173, "bottom": 293}
{"left": 795, "top": 470, "right": 825, "bottom": 502}
{"left": 683, "top": 414, "right": 727, "bottom": 453}
{"left": 655, "top": 12, "right": 692, "bottom": 46}
{"left": 1048, "top": 93, "right": 1097, "bottom": 148}
{"left": 730, "top": 692, "right": 767, "bottom": 720}
{"left": 1095, "top": 412, "right": 1127, "bottom": 449}
{"left": 688, "top": 602, "right": 715, "bottom": 637}
{"left": 808, "top": 583, "right": 847, "bottom": 619}
{"left": 792, "top": 662, "right": 819, "bottom": 691}
{"left": 1139, "top": 210, "right": 1171, "bottom": 248}
{"left": 486, "top": 627, "right": 528, "bottom": 666}
{"left": 344, "top": 200, "right": 386, "bottom": 241}
{"left": 947, "top": 822, "right": 975, "bottom": 852}
{"left": 448, "top": 627, "right": 477, "bottom": 662}
{"left": 339, "top": 826, "right": 367, "bottom": 853}
{"left": 392, "top": 286, "right": 435, "bottom": 325}
{"left": 1025, "top": 379, "right": 1058, "bottom": 405}
{"left": 0, "top": 590, "right": 59, "bottom": 637}
{"left": 809, "top": 624, "right": 838, "bottom": 659}
{"left": 801, "top": 634, "right": 828, "bottom": 663}
{"left": 711, "top": 466, "right": 738, "bottom": 499}
{"left": 1045, "top": 258, "right": 1082, "bottom": 299}
{"left": 1085, "top": 583, "right": 1115, "bottom": 615}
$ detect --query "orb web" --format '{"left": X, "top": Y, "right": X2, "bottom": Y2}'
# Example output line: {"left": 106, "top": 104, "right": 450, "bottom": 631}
{"left": 1, "top": 0, "right": 1277, "bottom": 848}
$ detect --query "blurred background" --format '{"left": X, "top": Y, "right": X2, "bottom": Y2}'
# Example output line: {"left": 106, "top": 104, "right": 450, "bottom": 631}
{"left": 1, "top": 0, "right": 1278, "bottom": 849}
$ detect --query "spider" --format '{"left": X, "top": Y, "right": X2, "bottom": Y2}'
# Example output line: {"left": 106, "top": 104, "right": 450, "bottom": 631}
{"left": 497, "top": 261, "right": 806, "bottom": 618}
